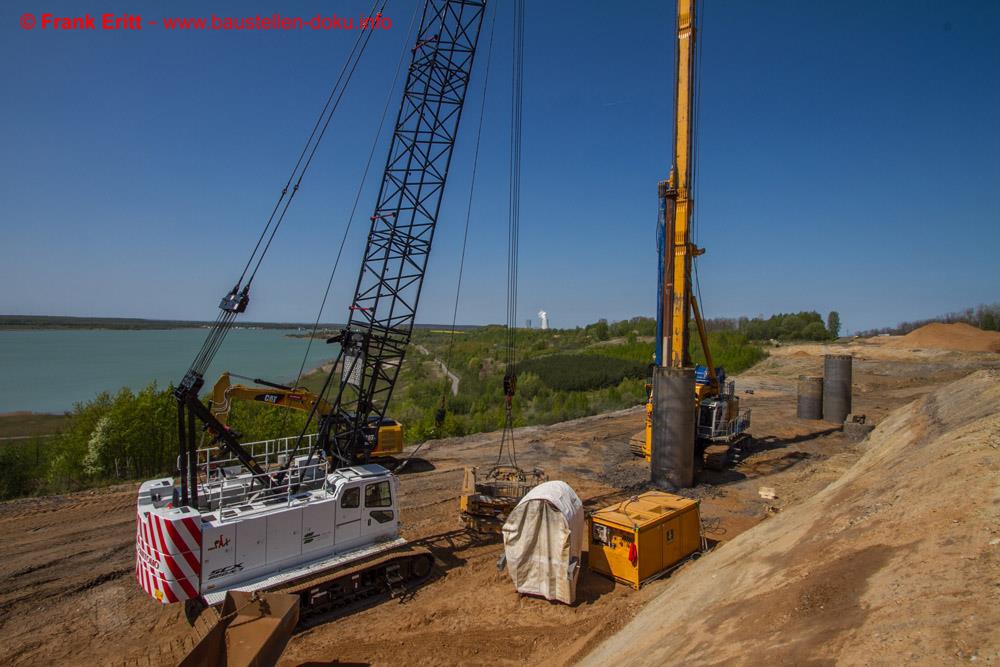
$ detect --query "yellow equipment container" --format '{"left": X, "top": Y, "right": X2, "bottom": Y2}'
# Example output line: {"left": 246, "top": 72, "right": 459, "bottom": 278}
{"left": 587, "top": 491, "right": 702, "bottom": 589}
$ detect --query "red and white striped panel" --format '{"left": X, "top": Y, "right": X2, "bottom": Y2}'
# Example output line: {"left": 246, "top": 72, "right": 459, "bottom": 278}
{"left": 135, "top": 509, "right": 203, "bottom": 604}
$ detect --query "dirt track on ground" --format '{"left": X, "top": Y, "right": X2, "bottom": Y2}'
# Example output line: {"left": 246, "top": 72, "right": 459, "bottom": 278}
{"left": 1, "top": 342, "right": 998, "bottom": 665}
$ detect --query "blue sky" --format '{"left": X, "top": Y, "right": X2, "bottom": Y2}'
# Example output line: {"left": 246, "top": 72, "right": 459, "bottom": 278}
{"left": 1, "top": 0, "right": 997, "bottom": 334}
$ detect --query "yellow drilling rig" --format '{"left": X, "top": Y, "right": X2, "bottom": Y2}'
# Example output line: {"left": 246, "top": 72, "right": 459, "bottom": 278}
{"left": 631, "top": 0, "right": 751, "bottom": 482}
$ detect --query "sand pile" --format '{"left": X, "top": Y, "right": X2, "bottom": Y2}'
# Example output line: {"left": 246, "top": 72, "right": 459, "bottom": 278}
{"left": 886, "top": 321, "right": 1000, "bottom": 352}
{"left": 582, "top": 369, "right": 1000, "bottom": 665}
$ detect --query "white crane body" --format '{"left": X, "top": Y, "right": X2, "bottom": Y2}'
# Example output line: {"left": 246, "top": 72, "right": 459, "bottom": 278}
{"left": 135, "top": 440, "right": 404, "bottom": 605}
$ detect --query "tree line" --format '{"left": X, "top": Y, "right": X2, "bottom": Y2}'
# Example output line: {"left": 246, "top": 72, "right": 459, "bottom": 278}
{"left": 1, "top": 314, "right": 782, "bottom": 500}
{"left": 856, "top": 303, "right": 1000, "bottom": 336}
{"left": 0, "top": 383, "right": 308, "bottom": 500}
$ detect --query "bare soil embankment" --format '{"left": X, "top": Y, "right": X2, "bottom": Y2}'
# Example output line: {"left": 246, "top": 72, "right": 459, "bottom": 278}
{"left": 582, "top": 369, "right": 1000, "bottom": 665}
{"left": 1, "top": 344, "right": 997, "bottom": 665}
{"left": 885, "top": 322, "right": 1000, "bottom": 353}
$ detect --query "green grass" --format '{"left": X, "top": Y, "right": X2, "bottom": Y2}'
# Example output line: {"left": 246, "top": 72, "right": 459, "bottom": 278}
{"left": 0, "top": 413, "right": 68, "bottom": 439}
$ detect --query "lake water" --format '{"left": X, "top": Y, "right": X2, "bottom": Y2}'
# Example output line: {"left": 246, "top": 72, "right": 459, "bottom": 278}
{"left": 0, "top": 329, "right": 338, "bottom": 413}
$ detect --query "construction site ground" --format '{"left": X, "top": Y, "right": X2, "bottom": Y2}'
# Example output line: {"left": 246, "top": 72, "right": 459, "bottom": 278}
{"left": 2, "top": 335, "right": 998, "bottom": 665}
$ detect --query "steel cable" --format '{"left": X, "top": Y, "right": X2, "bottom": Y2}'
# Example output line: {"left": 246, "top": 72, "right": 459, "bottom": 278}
{"left": 497, "top": 0, "right": 525, "bottom": 471}
{"left": 437, "top": 2, "right": 498, "bottom": 420}
{"left": 246, "top": 0, "right": 390, "bottom": 287}
{"left": 291, "top": 1, "right": 422, "bottom": 392}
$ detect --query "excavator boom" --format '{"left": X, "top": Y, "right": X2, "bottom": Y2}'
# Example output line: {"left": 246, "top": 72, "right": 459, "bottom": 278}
{"left": 206, "top": 372, "right": 403, "bottom": 458}
{"left": 319, "top": 0, "right": 488, "bottom": 464}
{"left": 208, "top": 372, "right": 333, "bottom": 429}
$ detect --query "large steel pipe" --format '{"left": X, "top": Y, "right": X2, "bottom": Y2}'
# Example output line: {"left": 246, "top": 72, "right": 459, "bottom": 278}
{"left": 822, "top": 354, "right": 853, "bottom": 424}
{"left": 651, "top": 367, "right": 695, "bottom": 488}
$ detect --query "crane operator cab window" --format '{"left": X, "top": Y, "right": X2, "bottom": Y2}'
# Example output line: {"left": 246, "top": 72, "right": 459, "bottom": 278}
{"left": 364, "top": 480, "right": 395, "bottom": 529}
{"left": 341, "top": 486, "right": 360, "bottom": 508}
{"left": 365, "top": 481, "right": 392, "bottom": 508}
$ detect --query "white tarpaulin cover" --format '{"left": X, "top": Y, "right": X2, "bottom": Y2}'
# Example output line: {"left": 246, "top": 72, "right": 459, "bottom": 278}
{"left": 501, "top": 480, "right": 584, "bottom": 604}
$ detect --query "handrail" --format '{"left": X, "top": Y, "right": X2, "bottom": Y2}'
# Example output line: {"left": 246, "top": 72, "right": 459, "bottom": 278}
{"left": 210, "top": 459, "right": 330, "bottom": 520}
{"left": 195, "top": 433, "right": 320, "bottom": 471}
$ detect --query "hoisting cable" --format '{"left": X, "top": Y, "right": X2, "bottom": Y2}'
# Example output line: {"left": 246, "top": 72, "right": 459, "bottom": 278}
{"left": 274, "top": 2, "right": 422, "bottom": 470}
{"left": 244, "top": 0, "right": 389, "bottom": 288}
{"left": 235, "top": 0, "right": 377, "bottom": 290}
{"left": 291, "top": 0, "right": 421, "bottom": 393}
{"left": 495, "top": 0, "right": 525, "bottom": 473}
{"left": 183, "top": 0, "right": 388, "bottom": 381}
{"left": 692, "top": 0, "right": 706, "bottom": 319}
{"left": 433, "top": 1, "right": 498, "bottom": 434}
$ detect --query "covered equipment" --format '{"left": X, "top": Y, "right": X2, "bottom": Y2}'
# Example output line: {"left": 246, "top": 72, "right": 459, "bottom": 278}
{"left": 501, "top": 481, "right": 584, "bottom": 604}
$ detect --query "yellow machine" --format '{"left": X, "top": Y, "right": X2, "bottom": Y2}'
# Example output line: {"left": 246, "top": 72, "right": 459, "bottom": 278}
{"left": 208, "top": 372, "right": 403, "bottom": 458}
{"left": 632, "top": 0, "right": 749, "bottom": 472}
{"left": 588, "top": 490, "right": 702, "bottom": 589}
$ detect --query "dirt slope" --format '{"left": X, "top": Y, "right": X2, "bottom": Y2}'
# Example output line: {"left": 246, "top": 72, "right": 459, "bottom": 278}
{"left": 582, "top": 369, "right": 1000, "bottom": 665}
{"left": 886, "top": 322, "right": 1000, "bottom": 353}
{"left": 2, "top": 348, "right": 996, "bottom": 666}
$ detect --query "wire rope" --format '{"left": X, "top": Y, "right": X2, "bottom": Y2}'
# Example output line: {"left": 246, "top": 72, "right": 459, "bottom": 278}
{"left": 433, "top": 1, "right": 499, "bottom": 430}
{"left": 496, "top": 0, "right": 525, "bottom": 471}
{"left": 290, "top": 2, "right": 422, "bottom": 392}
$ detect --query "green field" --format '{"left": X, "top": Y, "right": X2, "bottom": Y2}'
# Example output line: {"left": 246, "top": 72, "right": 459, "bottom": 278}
{"left": 0, "top": 413, "right": 68, "bottom": 439}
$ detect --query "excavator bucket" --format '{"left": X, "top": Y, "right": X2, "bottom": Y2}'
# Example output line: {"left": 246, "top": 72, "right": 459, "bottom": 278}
{"left": 180, "top": 591, "right": 300, "bottom": 667}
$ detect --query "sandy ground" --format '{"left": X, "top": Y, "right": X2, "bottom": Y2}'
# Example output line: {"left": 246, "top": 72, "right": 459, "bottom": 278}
{"left": 1, "top": 341, "right": 998, "bottom": 666}
{"left": 583, "top": 368, "right": 1000, "bottom": 666}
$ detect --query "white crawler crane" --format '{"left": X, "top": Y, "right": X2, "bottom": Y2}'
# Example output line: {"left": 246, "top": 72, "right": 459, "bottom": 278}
{"left": 135, "top": 436, "right": 424, "bottom": 608}
{"left": 135, "top": 0, "right": 488, "bottom": 620}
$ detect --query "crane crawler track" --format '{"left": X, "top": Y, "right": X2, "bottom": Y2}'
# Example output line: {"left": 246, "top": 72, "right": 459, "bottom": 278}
{"left": 272, "top": 545, "right": 434, "bottom": 623}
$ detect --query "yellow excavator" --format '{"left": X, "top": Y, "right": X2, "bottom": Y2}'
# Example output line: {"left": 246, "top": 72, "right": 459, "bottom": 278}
{"left": 630, "top": 0, "right": 750, "bottom": 474}
{"left": 207, "top": 372, "right": 403, "bottom": 458}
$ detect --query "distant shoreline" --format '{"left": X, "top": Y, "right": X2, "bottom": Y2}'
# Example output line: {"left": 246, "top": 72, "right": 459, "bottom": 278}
{"left": 0, "top": 315, "right": 343, "bottom": 331}
{"left": 0, "top": 315, "right": 482, "bottom": 332}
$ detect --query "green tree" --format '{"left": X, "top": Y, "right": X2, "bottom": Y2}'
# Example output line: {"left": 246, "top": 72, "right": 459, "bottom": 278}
{"left": 592, "top": 319, "right": 610, "bottom": 341}
{"left": 804, "top": 321, "right": 830, "bottom": 340}
{"left": 827, "top": 311, "right": 842, "bottom": 338}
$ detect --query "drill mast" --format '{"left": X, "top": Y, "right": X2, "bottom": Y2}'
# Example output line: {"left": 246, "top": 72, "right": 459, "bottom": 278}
{"left": 657, "top": 0, "right": 715, "bottom": 380}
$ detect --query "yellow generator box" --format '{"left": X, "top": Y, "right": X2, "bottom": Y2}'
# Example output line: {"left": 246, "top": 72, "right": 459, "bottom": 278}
{"left": 587, "top": 491, "right": 701, "bottom": 589}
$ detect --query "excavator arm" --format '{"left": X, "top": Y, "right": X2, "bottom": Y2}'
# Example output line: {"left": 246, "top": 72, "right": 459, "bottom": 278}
{"left": 208, "top": 372, "right": 333, "bottom": 429}
{"left": 206, "top": 372, "right": 403, "bottom": 457}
